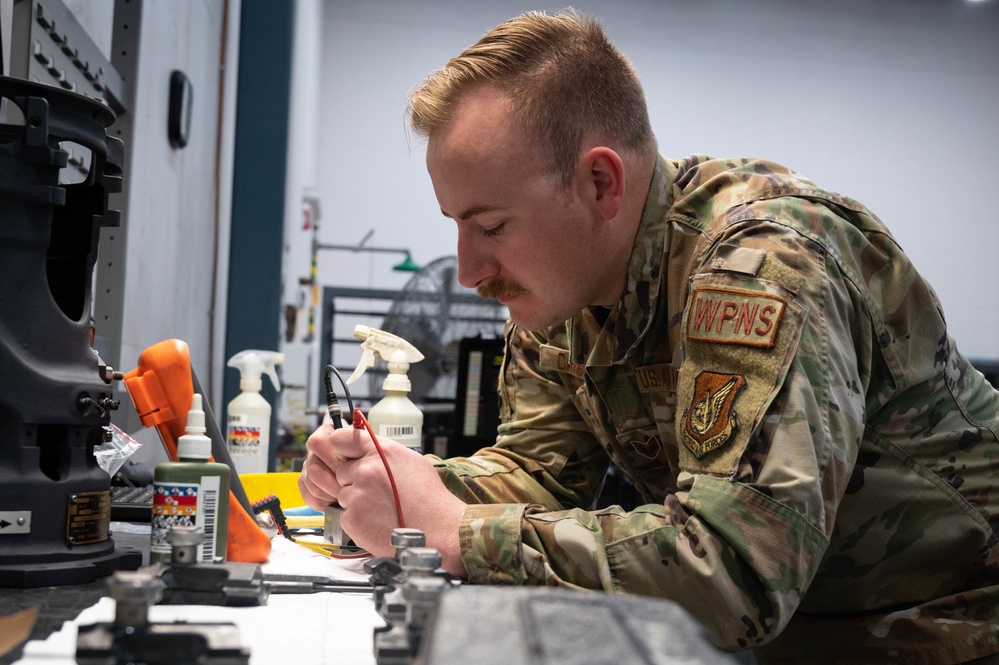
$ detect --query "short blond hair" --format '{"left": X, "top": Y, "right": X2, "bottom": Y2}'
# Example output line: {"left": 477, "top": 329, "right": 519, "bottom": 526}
{"left": 408, "top": 9, "right": 657, "bottom": 189}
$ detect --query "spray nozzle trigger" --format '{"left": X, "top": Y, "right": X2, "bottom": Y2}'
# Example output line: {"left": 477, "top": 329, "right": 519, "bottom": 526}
{"left": 227, "top": 350, "right": 285, "bottom": 393}
{"left": 345, "top": 325, "right": 423, "bottom": 386}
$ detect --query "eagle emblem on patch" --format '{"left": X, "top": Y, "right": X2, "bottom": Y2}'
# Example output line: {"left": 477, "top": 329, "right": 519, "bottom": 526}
{"left": 681, "top": 371, "right": 747, "bottom": 459}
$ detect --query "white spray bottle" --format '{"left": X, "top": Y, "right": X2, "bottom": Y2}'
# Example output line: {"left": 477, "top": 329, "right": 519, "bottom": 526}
{"left": 347, "top": 325, "right": 424, "bottom": 452}
{"left": 226, "top": 350, "right": 285, "bottom": 475}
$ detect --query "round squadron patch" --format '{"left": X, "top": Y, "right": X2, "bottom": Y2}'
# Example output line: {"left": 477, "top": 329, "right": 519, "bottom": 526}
{"left": 681, "top": 371, "right": 747, "bottom": 459}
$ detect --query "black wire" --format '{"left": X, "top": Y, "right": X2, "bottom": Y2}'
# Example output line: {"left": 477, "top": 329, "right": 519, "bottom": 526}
{"left": 324, "top": 365, "right": 354, "bottom": 428}
{"left": 192, "top": 368, "right": 255, "bottom": 518}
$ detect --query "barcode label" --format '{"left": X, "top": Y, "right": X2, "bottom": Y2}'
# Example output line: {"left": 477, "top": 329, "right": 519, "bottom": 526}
{"left": 377, "top": 424, "right": 422, "bottom": 453}
{"left": 197, "top": 475, "right": 221, "bottom": 561}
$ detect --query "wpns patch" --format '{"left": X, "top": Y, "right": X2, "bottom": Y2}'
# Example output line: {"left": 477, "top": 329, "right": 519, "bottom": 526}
{"left": 681, "top": 371, "right": 746, "bottom": 459}
{"left": 686, "top": 286, "right": 786, "bottom": 348}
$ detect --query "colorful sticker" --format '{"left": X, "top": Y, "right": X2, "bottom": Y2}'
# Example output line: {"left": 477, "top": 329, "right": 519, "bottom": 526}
{"left": 227, "top": 424, "right": 262, "bottom": 455}
{"left": 150, "top": 477, "right": 221, "bottom": 562}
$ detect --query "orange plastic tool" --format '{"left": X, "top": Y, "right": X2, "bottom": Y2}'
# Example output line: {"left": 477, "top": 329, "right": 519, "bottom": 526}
{"left": 123, "top": 339, "right": 272, "bottom": 563}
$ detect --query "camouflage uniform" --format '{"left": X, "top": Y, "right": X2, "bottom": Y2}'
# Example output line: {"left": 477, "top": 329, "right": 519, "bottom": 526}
{"left": 431, "top": 155, "right": 999, "bottom": 664}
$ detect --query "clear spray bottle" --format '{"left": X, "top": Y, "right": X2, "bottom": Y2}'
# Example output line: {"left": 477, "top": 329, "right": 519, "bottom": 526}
{"left": 226, "top": 350, "right": 284, "bottom": 475}
{"left": 347, "top": 325, "right": 424, "bottom": 452}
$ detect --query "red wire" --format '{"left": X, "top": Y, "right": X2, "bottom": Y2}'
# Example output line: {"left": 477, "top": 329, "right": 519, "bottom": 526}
{"left": 353, "top": 408, "right": 406, "bottom": 528}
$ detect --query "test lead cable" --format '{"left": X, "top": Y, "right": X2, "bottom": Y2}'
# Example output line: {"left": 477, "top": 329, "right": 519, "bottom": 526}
{"left": 319, "top": 411, "right": 406, "bottom": 560}
{"left": 323, "top": 365, "right": 406, "bottom": 532}
{"left": 353, "top": 408, "right": 406, "bottom": 529}
{"left": 323, "top": 364, "right": 353, "bottom": 428}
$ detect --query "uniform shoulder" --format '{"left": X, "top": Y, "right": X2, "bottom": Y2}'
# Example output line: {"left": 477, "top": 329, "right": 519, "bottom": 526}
{"left": 673, "top": 155, "right": 814, "bottom": 202}
{"left": 669, "top": 155, "right": 876, "bottom": 234}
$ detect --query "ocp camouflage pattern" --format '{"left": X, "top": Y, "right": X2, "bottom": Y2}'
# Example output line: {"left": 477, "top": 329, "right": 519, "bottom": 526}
{"left": 431, "top": 155, "right": 999, "bottom": 664}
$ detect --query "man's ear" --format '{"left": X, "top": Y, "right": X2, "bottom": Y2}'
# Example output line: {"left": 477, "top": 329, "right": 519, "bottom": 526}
{"left": 581, "top": 146, "right": 625, "bottom": 221}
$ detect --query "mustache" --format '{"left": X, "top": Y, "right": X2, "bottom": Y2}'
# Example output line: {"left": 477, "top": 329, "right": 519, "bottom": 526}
{"left": 477, "top": 279, "right": 527, "bottom": 301}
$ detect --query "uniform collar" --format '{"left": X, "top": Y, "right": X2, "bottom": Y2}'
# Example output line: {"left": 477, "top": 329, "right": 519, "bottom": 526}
{"left": 568, "top": 155, "right": 678, "bottom": 366}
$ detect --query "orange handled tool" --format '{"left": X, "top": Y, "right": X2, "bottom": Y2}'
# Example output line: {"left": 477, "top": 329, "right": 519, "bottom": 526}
{"left": 123, "top": 339, "right": 272, "bottom": 563}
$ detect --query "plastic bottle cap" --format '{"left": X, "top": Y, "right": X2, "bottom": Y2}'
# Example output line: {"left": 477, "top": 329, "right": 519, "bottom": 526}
{"left": 239, "top": 353, "right": 263, "bottom": 392}
{"left": 240, "top": 376, "right": 263, "bottom": 392}
{"left": 382, "top": 350, "right": 411, "bottom": 393}
{"left": 185, "top": 393, "right": 206, "bottom": 433}
{"left": 177, "top": 393, "right": 212, "bottom": 459}
{"left": 382, "top": 373, "right": 412, "bottom": 393}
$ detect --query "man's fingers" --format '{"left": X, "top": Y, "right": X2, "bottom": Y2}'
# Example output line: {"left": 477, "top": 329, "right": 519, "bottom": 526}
{"left": 333, "top": 458, "right": 355, "bottom": 488}
{"left": 305, "top": 424, "right": 349, "bottom": 468}
{"left": 298, "top": 454, "right": 343, "bottom": 508}
{"left": 301, "top": 466, "right": 339, "bottom": 500}
{"left": 334, "top": 453, "right": 393, "bottom": 491}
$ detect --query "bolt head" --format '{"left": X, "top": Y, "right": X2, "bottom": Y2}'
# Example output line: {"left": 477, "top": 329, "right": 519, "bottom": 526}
{"left": 391, "top": 527, "right": 426, "bottom": 549}
{"left": 399, "top": 547, "right": 441, "bottom": 572}
{"left": 166, "top": 525, "right": 205, "bottom": 546}
{"left": 108, "top": 571, "right": 164, "bottom": 604}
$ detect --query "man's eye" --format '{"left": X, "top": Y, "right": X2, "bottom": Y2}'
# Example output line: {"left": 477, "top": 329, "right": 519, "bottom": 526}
{"left": 482, "top": 222, "right": 506, "bottom": 237}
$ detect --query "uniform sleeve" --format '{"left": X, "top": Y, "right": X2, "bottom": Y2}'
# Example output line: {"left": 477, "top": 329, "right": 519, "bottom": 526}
{"left": 437, "top": 216, "right": 875, "bottom": 652}
{"left": 432, "top": 322, "right": 611, "bottom": 512}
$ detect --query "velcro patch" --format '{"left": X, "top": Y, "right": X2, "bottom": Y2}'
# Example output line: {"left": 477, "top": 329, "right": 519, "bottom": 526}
{"left": 686, "top": 287, "right": 786, "bottom": 348}
{"left": 538, "top": 345, "right": 585, "bottom": 378}
{"left": 631, "top": 434, "right": 663, "bottom": 459}
{"left": 635, "top": 363, "right": 677, "bottom": 393}
{"left": 681, "top": 371, "right": 746, "bottom": 459}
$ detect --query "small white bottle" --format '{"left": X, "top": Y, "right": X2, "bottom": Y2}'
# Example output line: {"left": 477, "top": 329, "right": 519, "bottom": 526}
{"left": 226, "top": 350, "right": 284, "bottom": 475}
{"left": 367, "top": 349, "right": 424, "bottom": 453}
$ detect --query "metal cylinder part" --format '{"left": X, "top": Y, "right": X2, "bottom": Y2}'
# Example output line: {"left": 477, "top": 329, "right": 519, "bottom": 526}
{"left": 390, "top": 527, "right": 426, "bottom": 553}
{"left": 108, "top": 570, "right": 164, "bottom": 629}
{"left": 399, "top": 547, "right": 442, "bottom": 575}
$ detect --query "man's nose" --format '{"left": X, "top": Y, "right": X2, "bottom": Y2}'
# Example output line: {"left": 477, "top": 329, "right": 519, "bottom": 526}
{"left": 456, "top": 232, "right": 496, "bottom": 289}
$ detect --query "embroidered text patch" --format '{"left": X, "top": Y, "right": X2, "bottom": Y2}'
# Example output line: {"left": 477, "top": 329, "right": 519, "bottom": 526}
{"left": 685, "top": 287, "right": 786, "bottom": 348}
{"left": 635, "top": 363, "right": 677, "bottom": 393}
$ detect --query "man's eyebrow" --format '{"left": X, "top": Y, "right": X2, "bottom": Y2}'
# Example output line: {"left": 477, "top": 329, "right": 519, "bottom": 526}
{"left": 441, "top": 204, "right": 504, "bottom": 221}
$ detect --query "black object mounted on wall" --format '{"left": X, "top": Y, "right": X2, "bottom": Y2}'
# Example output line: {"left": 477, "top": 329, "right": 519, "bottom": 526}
{"left": 168, "top": 69, "right": 192, "bottom": 148}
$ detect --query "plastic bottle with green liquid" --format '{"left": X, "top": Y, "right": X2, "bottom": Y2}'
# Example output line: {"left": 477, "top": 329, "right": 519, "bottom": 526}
{"left": 150, "top": 393, "right": 230, "bottom": 563}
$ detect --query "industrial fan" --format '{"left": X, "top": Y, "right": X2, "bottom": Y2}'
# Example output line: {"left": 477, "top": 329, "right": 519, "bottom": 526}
{"left": 371, "top": 256, "right": 507, "bottom": 405}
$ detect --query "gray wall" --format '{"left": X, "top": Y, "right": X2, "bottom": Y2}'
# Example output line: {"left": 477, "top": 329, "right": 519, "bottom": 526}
{"left": 115, "top": 0, "right": 239, "bottom": 461}
{"left": 314, "top": 0, "right": 999, "bottom": 361}
{"left": 113, "top": 0, "right": 238, "bottom": 408}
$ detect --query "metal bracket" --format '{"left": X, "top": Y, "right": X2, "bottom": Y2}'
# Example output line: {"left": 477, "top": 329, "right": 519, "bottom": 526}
{"left": 323, "top": 502, "right": 353, "bottom": 548}
{"left": 8, "top": 0, "right": 126, "bottom": 111}
{"left": 0, "top": 511, "right": 31, "bottom": 535}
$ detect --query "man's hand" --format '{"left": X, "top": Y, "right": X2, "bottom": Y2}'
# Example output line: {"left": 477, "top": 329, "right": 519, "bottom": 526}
{"left": 297, "top": 423, "right": 468, "bottom": 578}
{"left": 298, "top": 423, "right": 346, "bottom": 511}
